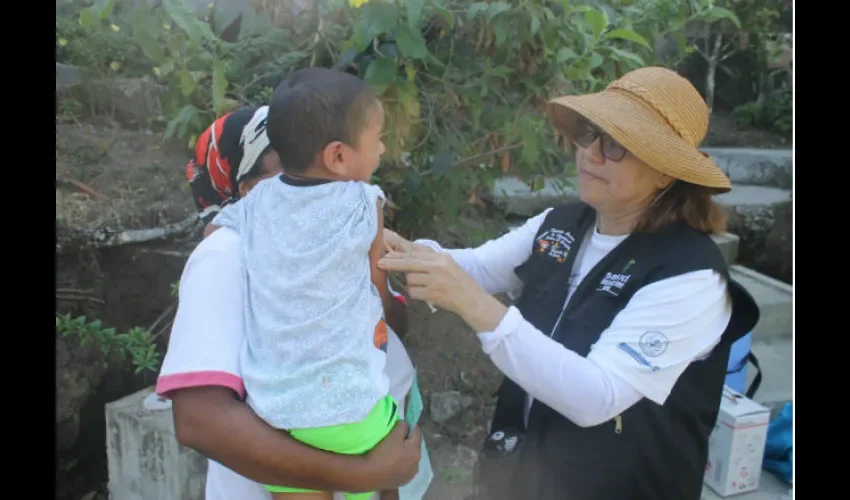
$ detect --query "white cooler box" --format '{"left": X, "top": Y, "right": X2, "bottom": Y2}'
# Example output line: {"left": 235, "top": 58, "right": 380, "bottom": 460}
{"left": 704, "top": 386, "right": 770, "bottom": 496}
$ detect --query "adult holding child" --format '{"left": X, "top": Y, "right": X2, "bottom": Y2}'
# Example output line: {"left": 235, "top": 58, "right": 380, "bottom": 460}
{"left": 156, "top": 67, "right": 432, "bottom": 500}
{"left": 211, "top": 67, "right": 406, "bottom": 500}
{"left": 378, "top": 67, "right": 760, "bottom": 500}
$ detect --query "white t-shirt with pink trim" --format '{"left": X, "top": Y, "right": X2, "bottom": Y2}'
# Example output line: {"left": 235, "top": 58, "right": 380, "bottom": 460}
{"left": 156, "top": 227, "right": 432, "bottom": 500}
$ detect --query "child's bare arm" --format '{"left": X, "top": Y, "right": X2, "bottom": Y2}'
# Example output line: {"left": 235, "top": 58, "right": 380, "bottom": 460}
{"left": 369, "top": 200, "right": 409, "bottom": 337}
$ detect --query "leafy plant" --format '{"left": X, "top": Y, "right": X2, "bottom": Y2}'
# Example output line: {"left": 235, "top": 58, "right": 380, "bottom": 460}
{"left": 330, "top": 0, "right": 665, "bottom": 233}
{"left": 124, "top": 0, "right": 237, "bottom": 147}
{"left": 56, "top": 313, "right": 161, "bottom": 374}
{"left": 733, "top": 84, "right": 791, "bottom": 135}
{"left": 58, "top": 0, "right": 725, "bottom": 236}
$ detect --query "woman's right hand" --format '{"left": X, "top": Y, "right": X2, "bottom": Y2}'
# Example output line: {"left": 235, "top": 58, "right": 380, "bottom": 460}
{"left": 383, "top": 229, "right": 413, "bottom": 253}
{"left": 363, "top": 422, "right": 423, "bottom": 490}
{"left": 383, "top": 229, "right": 434, "bottom": 255}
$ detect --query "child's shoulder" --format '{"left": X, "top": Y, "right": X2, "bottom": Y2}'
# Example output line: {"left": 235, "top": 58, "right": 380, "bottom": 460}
{"left": 348, "top": 180, "right": 385, "bottom": 201}
{"left": 323, "top": 180, "right": 385, "bottom": 204}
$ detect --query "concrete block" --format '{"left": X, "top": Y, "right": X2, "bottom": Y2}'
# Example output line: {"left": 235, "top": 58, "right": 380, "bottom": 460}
{"left": 489, "top": 176, "right": 578, "bottom": 216}
{"left": 106, "top": 387, "right": 207, "bottom": 500}
{"left": 729, "top": 265, "right": 793, "bottom": 340}
{"left": 711, "top": 233, "right": 740, "bottom": 265}
{"left": 701, "top": 147, "right": 792, "bottom": 190}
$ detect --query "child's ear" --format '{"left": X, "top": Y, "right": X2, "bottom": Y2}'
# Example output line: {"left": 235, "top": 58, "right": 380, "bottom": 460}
{"left": 322, "top": 141, "right": 348, "bottom": 177}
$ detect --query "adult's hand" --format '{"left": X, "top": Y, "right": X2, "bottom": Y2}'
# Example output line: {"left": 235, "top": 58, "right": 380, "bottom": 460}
{"left": 363, "top": 422, "right": 423, "bottom": 490}
{"left": 378, "top": 249, "right": 508, "bottom": 333}
{"left": 383, "top": 229, "right": 434, "bottom": 254}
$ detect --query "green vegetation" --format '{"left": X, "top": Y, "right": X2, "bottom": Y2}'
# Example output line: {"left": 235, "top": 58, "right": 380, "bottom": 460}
{"left": 57, "top": 0, "right": 791, "bottom": 235}
{"left": 56, "top": 313, "right": 161, "bottom": 374}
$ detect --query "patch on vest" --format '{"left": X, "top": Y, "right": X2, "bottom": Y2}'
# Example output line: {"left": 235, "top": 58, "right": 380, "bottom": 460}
{"left": 639, "top": 331, "right": 669, "bottom": 357}
{"left": 597, "top": 271, "right": 631, "bottom": 296}
{"left": 535, "top": 229, "right": 574, "bottom": 263}
{"left": 596, "top": 259, "right": 636, "bottom": 296}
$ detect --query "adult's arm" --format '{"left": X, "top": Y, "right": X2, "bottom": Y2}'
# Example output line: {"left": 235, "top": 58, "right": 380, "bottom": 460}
{"left": 412, "top": 208, "right": 552, "bottom": 297}
{"left": 156, "top": 228, "right": 420, "bottom": 492}
{"left": 476, "top": 269, "right": 733, "bottom": 427}
{"left": 171, "top": 385, "right": 420, "bottom": 492}
{"left": 378, "top": 246, "right": 732, "bottom": 428}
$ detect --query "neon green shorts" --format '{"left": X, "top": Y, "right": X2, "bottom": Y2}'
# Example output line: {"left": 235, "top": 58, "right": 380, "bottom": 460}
{"left": 265, "top": 394, "right": 400, "bottom": 499}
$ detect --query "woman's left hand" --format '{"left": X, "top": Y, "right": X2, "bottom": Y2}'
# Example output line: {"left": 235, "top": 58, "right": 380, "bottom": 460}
{"left": 378, "top": 249, "right": 508, "bottom": 332}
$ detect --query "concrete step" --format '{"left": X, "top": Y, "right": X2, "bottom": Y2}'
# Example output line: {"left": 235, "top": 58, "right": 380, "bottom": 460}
{"left": 701, "top": 147, "right": 792, "bottom": 190}
{"left": 490, "top": 176, "right": 577, "bottom": 217}
{"left": 714, "top": 185, "right": 791, "bottom": 211}
{"left": 729, "top": 265, "right": 792, "bottom": 340}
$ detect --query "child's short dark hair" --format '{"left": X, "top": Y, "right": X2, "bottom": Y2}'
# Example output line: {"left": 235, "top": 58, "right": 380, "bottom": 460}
{"left": 267, "top": 67, "right": 380, "bottom": 173}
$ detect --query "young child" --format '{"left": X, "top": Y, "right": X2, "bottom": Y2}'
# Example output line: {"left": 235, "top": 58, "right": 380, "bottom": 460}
{"left": 211, "top": 68, "right": 405, "bottom": 500}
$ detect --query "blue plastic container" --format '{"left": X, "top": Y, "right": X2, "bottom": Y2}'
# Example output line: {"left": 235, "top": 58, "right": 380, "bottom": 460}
{"left": 725, "top": 332, "right": 752, "bottom": 393}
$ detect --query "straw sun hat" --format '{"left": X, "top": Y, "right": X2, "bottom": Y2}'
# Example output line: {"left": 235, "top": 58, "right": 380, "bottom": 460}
{"left": 546, "top": 66, "right": 732, "bottom": 192}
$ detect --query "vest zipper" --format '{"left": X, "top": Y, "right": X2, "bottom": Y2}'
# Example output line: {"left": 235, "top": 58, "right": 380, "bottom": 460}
{"left": 614, "top": 415, "right": 623, "bottom": 434}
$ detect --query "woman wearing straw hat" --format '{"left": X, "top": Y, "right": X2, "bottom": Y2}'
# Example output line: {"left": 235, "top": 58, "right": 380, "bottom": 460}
{"left": 378, "top": 67, "right": 760, "bottom": 500}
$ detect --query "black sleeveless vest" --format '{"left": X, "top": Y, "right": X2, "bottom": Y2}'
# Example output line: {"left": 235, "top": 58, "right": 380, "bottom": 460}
{"left": 487, "top": 202, "right": 760, "bottom": 500}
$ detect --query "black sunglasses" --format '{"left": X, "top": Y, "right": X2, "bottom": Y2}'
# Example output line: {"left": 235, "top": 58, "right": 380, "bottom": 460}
{"left": 572, "top": 117, "right": 628, "bottom": 162}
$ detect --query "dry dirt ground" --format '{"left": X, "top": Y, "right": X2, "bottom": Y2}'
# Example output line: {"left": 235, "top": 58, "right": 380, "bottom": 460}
{"left": 56, "top": 120, "right": 194, "bottom": 234}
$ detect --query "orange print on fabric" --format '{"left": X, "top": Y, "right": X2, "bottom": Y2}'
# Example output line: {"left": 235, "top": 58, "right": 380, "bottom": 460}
{"left": 373, "top": 319, "right": 388, "bottom": 350}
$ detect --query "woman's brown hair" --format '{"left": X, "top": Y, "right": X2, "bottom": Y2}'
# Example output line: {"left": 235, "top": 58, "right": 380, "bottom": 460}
{"left": 634, "top": 181, "right": 727, "bottom": 235}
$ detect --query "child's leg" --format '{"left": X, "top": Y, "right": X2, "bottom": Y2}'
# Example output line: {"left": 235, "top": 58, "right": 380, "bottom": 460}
{"left": 270, "top": 491, "right": 333, "bottom": 500}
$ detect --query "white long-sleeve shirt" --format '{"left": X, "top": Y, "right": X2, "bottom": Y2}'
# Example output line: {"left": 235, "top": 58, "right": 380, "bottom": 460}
{"left": 416, "top": 208, "right": 732, "bottom": 428}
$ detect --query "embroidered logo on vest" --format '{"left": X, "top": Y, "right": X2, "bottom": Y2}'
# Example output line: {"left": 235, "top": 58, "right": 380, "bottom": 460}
{"left": 536, "top": 229, "right": 574, "bottom": 263}
{"left": 596, "top": 259, "right": 636, "bottom": 296}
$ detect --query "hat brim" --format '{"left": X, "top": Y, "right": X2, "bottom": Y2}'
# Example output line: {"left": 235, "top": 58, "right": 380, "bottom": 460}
{"left": 547, "top": 90, "right": 731, "bottom": 192}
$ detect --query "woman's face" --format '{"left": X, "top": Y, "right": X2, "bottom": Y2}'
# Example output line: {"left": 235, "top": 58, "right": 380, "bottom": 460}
{"left": 573, "top": 119, "right": 670, "bottom": 217}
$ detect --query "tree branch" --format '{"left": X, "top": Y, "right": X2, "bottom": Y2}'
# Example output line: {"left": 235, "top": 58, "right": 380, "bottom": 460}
{"left": 56, "top": 214, "right": 202, "bottom": 253}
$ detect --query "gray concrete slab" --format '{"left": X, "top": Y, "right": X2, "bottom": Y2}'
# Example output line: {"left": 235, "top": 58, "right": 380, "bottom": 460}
{"left": 489, "top": 176, "right": 578, "bottom": 216}
{"left": 702, "top": 148, "right": 792, "bottom": 190}
{"left": 714, "top": 185, "right": 792, "bottom": 208}
{"left": 729, "top": 266, "right": 793, "bottom": 340}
